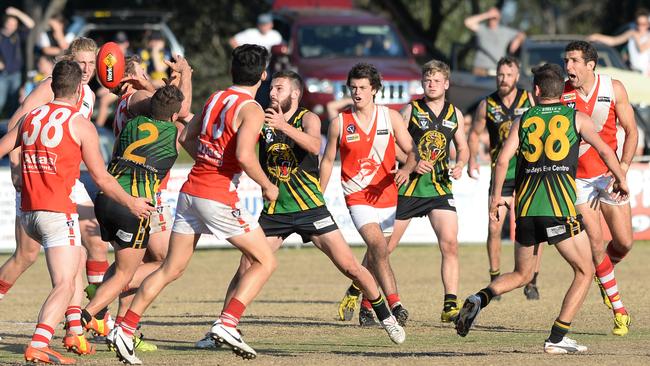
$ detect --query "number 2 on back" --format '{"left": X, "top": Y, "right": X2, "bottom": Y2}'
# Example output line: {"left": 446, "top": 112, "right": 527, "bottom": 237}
{"left": 123, "top": 123, "right": 158, "bottom": 164}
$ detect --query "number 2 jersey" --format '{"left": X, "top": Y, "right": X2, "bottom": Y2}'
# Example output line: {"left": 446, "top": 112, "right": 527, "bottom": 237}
{"left": 181, "top": 86, "right": 260, "bottom": 205}
{"left": 515, "top": 103, "right": 579, "bottom": 218}
{"left": 108, "top": 115, "right": 178, "bottom": 205}
{"left": 20, "top": 102, "right": 83, "bottom": 214}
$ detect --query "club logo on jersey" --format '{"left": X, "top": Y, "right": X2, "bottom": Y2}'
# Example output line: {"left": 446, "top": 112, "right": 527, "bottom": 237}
{"left": 498, "top": 120, "right": 513, "bottom": 142}
{"left": 266, "top": 143, "right": 298, "bottom": 182}
{"left": 562, "top": 93, "right": 576, "bottom": 101}
{"left": 442, "top": 119, "right": 456, "bottom": 129}
{"left": 566, "top": 102, "right": 576, "bottom": 109}
{"left": 417, "top": 116, "right": 429, "bottom": 129}
{"left": 358, "top": 157, "right": 380, "bottom": 179}
{"left": 346, "top": 133, "right": 360, "bottom": 142}
{"left": 263, "top": 127, "right": 275, "bottom": 144}
{"left": 418, "top": 130, "right": 447, "bottom": 163}
{"left": 23, "top": 150, "right": 58, "bottom": 175}
{"left": 597, "top": 96, "right": 611, "bottom": 103}
{"left": 346, "top": 124, "right": 356, "bottom": 134}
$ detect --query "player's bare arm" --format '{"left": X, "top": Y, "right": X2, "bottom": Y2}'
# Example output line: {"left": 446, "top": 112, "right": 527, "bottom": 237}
{"left": 74, "top": 116, "right": 155, "bottom": 219}
{"left": 0, "top": 116, "right": 25, "bottom": 158}
{"left": 390, "top": 108, "right": 416, "bottom": 187}
{"left": 165, "top": 54, "right": 193, "bottom": 119}
{"left": 467, "top": 99, "right": 487, "bottom": 178}
{"left": 612, "top": 79, "right": 638, "bottom": 172}
{"left": 265, "top": 108, "right": 321, "bottom": 155}
{"left": 395, "top": 104, "right": 413, "bottom": 163}
{"left": 319, "top": 115, "right": 340, "bottom": 192}
{"left": 576, "top": 112, "right": 629, "bottom": 199}
{"left": 237, "top": 103, "right": 279, "bottom": 202}
{"left": 489, "top": 119, "right": 520, "bottom": 222}
{"left": 451, "top": 107, "right": 469, "bottom": 180}
{"left": 178, "top": 113, "right": 202, "bottom": 159}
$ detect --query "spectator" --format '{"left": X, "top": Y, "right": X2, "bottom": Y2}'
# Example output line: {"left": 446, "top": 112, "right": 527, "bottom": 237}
{"left": 139, "top": 30, "right": 170, "bottom": 81}
{"left": 114, "top": 31, "right": 133, "bottom": 57}
{"left": 589, "top": 9, "right": 650, "bottom": 76}
{"left": 229, "top": 13, "right": 282, "bottom": 51}
{"left": 20, "top": 54, "right": 54, "bottom": 102}
{"left": 0, "top": 6, "right": 34, "bottom": 117}
{"left": 464, "top": 7, "right": 525, "bottom": 76}
{"left": 36, "top": 14, "right": 71, "bottom": 57}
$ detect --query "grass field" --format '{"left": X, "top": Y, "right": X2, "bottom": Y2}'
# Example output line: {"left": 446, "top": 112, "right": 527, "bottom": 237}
{"left": 0, "top": 242, "right": 648, "bottom": 365}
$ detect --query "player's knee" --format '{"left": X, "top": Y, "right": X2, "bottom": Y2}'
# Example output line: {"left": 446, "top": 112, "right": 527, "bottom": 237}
{"left": 53, "top": 277, "right": 76, "bottom": 295}
{"left": 439, "top": 240, "right": 458, "bottom": 257}
{"left": 16, "top": 247, "right": 39, "bottom": 266}
{"left": 341, "top": 262, "right": 363, "bottom": 281}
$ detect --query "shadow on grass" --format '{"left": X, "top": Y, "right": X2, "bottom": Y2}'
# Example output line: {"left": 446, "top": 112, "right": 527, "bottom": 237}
{"left": 162, "top": 298, "right": 338, "bottom": 305}
{"left": 470, "top": 324, "right": 606, "bottom": 336}
{"left": 330, "top": 350, "right": 489, "bottom": 358}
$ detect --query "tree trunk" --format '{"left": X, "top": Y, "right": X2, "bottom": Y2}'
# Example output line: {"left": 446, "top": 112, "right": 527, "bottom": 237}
{"left": 25, "top": 0, "right": 68, "bottom": 71}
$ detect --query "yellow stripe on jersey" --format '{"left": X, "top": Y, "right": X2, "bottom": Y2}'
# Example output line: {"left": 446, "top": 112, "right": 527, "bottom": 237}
{"left": 303, "top": 171, "right": 323, "bottom": 193}
{"left": 521, "top": 177, "right": 542, "bottom": 216}
{"left": 287, "top": 182, "right": 309, "bottom": 210}
{"left": 131, "top": 174, "right": 138, "bottom": 196}
{"left": 432, "top": 177, "right": 447, "bottom": 196}
{"left": 546, "top": 177, "right": 562, "bottom": 216}
{"left": 516, "top": 91, "right": 529, "bottom": 108}
{"left": 268, "top": 200, "right": 277, "bottom": 214}
{"left": 411, "top": 101, "right": 427, "bottom": 126}
{"left": 557, "top": 175, "right": 577, "bottom": 217}
{"left": 296, "top": 176, "right": 323, "bottom": 206}
{"left": 516, "top": 175, "right": 532, "bottom": 207}
{"left": 444, "top": 103, "right": 455, "bottom": 120}
{"left": 404, "top": 177, "right": 419, "bottom": 196}
{"left": 144, "top": 174, "right": 152, "bottom": 200}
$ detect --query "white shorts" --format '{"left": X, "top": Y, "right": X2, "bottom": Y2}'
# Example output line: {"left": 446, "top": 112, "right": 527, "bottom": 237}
{"left": 575, "top": 174, "right": 630, "bottom": 206}
{"left": 71, "top": 179, "right": 93, "bottom": 205}
{"left": 171, "top": 192, "right": 258, "bottom": 240}
{"left": 348, "top": 205, "right": 396, "bottom": 234}
{"left": 20, "top": 211, "right": 82, "bottom": 249}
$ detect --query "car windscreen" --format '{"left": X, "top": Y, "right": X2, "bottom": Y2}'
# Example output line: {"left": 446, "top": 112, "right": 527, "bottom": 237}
{"left": 297, "top": 24, "right": 406, "bottom": 58}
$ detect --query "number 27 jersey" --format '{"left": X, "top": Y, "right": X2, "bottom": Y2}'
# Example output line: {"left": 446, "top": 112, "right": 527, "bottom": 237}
{"left": 515, "top": 103, "right": 579, "bottom": 218}
{"left": 181, "top": 86, "right": 260, "bottom": 205}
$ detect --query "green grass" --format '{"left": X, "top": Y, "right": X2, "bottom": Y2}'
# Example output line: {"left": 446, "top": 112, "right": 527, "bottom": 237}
{"left": 0, "top": 243, "right": 648, "bottom": 365}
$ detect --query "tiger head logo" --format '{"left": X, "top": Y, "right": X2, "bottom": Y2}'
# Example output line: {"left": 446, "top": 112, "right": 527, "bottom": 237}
{"left": 418, "top": 130, "right": 447, "bottom": 163}
{"left": 498, "top": 120, "right": 513, "bottom": 142}
{"left": 266, "top": 143, "right": 297, "bottom": 182}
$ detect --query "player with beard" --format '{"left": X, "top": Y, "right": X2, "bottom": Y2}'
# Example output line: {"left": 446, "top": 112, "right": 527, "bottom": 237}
{"left": 467, "top": 56, "right": 541, "bottom": 300}
{"left": 561, "top": 40, "right": 636, "bottom": 336}
{"left": 195, "top": 70, "right": 405, "bottom": 348}
{"left": 322, "top": 63, "right": 417, "bottom": 327}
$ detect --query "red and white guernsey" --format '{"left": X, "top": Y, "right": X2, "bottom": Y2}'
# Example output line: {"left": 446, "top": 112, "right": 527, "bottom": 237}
{"left": 21, "top": 101, "right": 82, "bottom": 213}
{"left": 181, "top": 86, "right": 260, "bottom": 205}
{"left": 562, "top": 74, "right": 618, "bottom": 178}
{"left": 76, "top": 84, "right": 95, "bottom": 119}
{"left": 112, "top": 92, "right": 134, "bottom": 137}
{"left": 338, "top": 105, "right": 397, "bottom": 208}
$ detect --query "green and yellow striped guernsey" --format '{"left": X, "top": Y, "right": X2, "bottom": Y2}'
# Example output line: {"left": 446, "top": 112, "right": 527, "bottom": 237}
{"left": 259, "top": 107, "right": 324, "bottom": 214}
{"left": 399, "top": 98, "right": 459, "bottom": 198}
{"left": 515, "top": 103, "right": 579, "bottom": 217}
{"left": 108, "top": 115, "right": 178, "bottom": 204}
{"left": 485, "top": 88, "right": 532, "bottom": 181}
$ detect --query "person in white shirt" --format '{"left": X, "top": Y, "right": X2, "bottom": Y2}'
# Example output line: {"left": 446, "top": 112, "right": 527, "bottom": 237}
{"left": 229, "top": 13, "right": 282, "bottom": 51}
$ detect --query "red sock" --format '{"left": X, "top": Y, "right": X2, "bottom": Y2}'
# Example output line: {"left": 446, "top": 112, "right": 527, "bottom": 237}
{"left": 65, "top": 306, "right": 83, "bottom": 335}
{"left": 386, "top": 293, "right": 401, "bottom": 309}
{"left": 361, "top": 298, "right": 372, "bottom": 310}
{"left": 119, "top": 310, "right": 141, "bottom": 337}
{"left": 30, "top": 323, "right": 54, "bottom": 348}
{"left": 115, "top": 316, "right": 124, "bottom": 325}
{"left": 220, "top": 298, "right": 246, "bottom": 328}
{"left": 596, "top": 256, "right": 627, "bottom": 315}
{"left": 606, "top": 242, "right": 629, "bottom": 265}
{"left": 86, "top": 260, "right": 109, "bottom": 286}
{"left": 0, "top": 279, "right": 13, "bottom": 300}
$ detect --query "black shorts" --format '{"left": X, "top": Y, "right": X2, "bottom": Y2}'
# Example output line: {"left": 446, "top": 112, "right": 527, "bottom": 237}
{"left": 515, "top": 215, "right": 584, "bottom": 246}
{"left": 79, "top": 170, "right": 100, "bottom": 203}
{"left": 489, "top": 178, "right": 516, "bottom": 197}
{"left": 95, "top": 193, "right": 151, "bottom": 249}
{"left": 396, "top": 195, "right": 456, "bottom": 220}
{"left": 258, "top": 206, "right": 338, "bottom": 243}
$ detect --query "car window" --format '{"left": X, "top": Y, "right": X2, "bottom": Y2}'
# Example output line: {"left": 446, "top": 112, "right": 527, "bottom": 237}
{"left": 297, "top": 24, "right": 405, "bottom": 58}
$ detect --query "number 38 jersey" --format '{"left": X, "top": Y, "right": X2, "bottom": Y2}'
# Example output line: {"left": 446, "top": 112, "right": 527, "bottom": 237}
{"left": 20, "top": 101, "right": 83, "bottom": 214}
{"left": 108, "top": 116, "right": 178, "bottom": 204}
{"left": 181, "top": 86, "right": 260, "bottom": 205}
{"left": 515, "top": 103, "right": 579, "bottom": 218}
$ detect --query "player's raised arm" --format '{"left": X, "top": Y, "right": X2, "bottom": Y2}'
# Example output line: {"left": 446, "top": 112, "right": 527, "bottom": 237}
{"left": 319, "top": 115, "right": 340, "bottom": 193}
{"left": 490, "top": 118, "right": 520, "bottom": 221}
{"left": 74, "top": 115, "right": 155, "bottom": 219}
{"left": 576, "top": 111, "right": 629, "bottom": 199}
{"left": 467, "top": 99, "right": 487, "bottom": 178}
{"left": 612, "top": 79, "right": 638, "bottom": 172}
{"left": 236, "top": 103, "right": 278, "bottom": 202}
